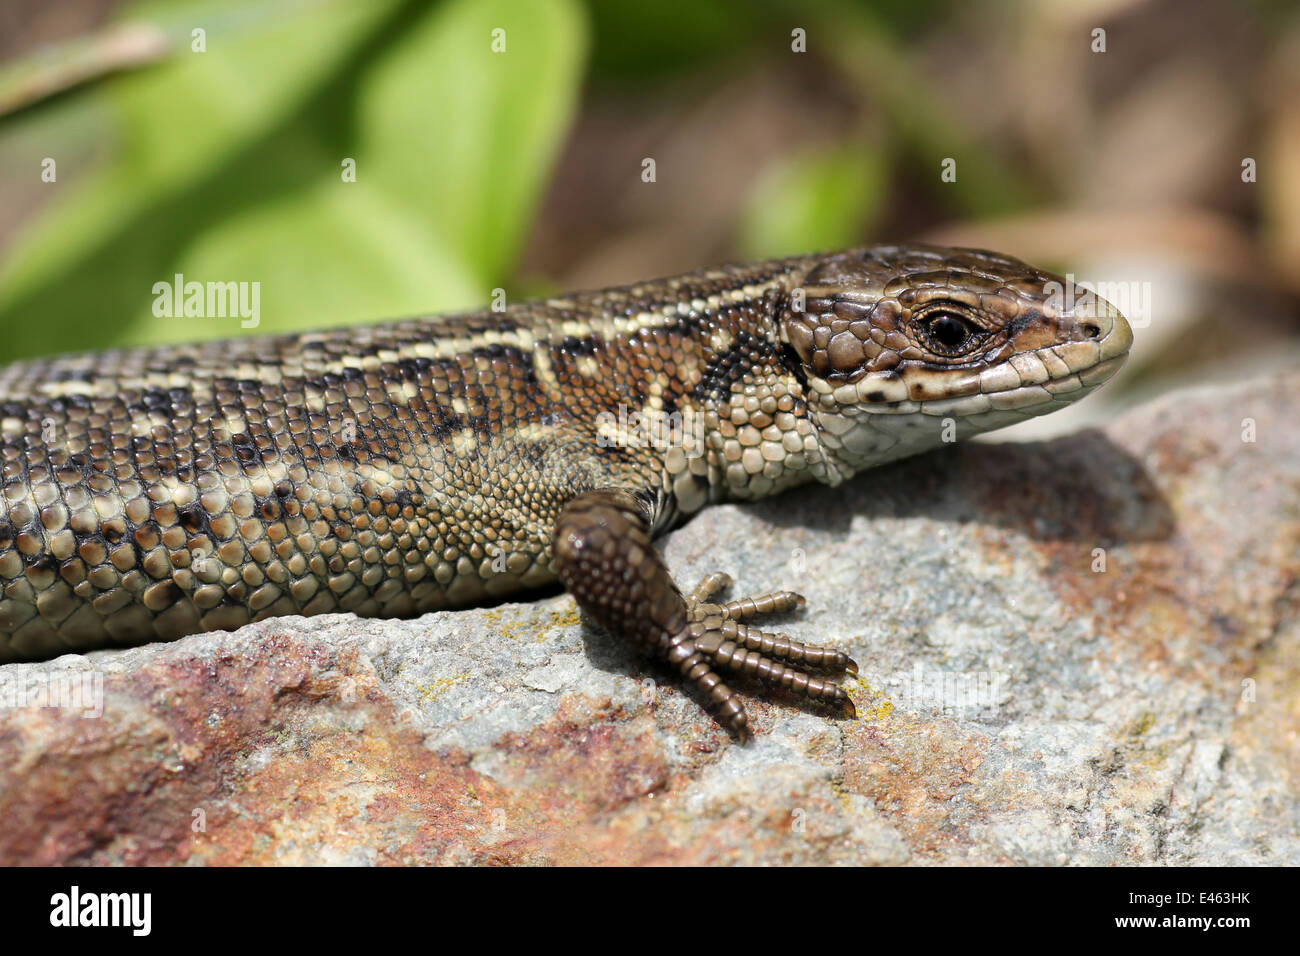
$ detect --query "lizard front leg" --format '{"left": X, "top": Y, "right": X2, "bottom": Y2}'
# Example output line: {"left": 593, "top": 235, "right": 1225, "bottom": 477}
{"left": 551, "top": 488, "right": 857, "bottom": 739}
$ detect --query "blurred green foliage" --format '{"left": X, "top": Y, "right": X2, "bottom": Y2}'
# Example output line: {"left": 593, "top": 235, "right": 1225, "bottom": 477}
{"left": 0, "top": 0, "right": 585, "bottom": 359}
{"left": 738, "top": 143, "right": 889, "bottom": 260}
{"left": 580, "top": 0, "right": 962, "bottom": 84}
{"left": 0, "top": 0, "right": 1026, "bottom": 363}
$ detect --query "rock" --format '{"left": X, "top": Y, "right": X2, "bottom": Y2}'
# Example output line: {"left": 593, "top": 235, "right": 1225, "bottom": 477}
{"left": 1, "top": 372, "right": 1296, "bottom": 865}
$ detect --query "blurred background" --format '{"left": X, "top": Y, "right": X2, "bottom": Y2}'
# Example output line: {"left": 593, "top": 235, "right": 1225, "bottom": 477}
{"left": 1, "top": 0, "right": 1297, "bottom": 440}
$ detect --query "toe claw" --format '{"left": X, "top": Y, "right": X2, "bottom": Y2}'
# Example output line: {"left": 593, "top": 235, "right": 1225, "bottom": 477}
{"left": 844, "top": 656, "right": 859, "bottom": 675}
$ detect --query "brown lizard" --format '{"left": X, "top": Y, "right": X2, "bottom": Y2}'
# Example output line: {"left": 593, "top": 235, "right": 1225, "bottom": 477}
{"left": 0, "top": 244, "right": 1132, "bottom": 737}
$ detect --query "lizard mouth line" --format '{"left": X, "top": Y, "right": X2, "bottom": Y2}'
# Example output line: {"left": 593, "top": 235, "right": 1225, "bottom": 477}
{"left": 1078, "top": 353, "right": 1128, "bottom": 387}
{"left": 847, "top": 349, "right": 1129, "bottom": 419}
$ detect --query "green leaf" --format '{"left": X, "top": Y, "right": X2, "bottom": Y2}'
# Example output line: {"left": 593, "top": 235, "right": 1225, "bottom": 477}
{"left": 737, "top": 143, "right": 889, "bottom": 259}
{"left": 0, "top": 0, "right": 587, "bottom": 360}
{"left": 0, "top": 0, "right": 403, "bottom": 356}
{"left": 166, "top": 174, "right": 481, "bottom": 339}
{"left": 355, "top": 0, "right": 587, "bottom": 287}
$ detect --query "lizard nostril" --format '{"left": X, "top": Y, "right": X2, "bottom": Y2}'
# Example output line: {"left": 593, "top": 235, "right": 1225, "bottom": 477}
{"left": 1081, "top": 322, "right": 1101, "bottom": 339}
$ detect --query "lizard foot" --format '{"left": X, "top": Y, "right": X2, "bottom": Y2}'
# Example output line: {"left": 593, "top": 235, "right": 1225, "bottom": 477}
{"left": 677, "top": 572, "right": 859, "bottom": 739}
{"left": 552, "top": 490, "right": 856, "bottom": 740}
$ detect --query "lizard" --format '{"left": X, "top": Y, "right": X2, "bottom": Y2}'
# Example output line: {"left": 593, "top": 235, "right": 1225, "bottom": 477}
{"left": 0, "top": 244, "right": 1132, "bottom": 738}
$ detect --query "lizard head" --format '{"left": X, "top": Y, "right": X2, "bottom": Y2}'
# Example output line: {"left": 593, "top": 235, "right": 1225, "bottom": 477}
{"left": 779, "top": 243, "right": 1133, "bottom": 483}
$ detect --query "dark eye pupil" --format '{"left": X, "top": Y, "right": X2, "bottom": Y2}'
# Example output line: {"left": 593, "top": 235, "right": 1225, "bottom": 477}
{"left": 929, "top": 313, "right": 969, "bottom": 349}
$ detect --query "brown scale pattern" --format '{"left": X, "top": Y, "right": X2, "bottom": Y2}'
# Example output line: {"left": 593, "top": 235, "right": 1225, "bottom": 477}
{"left": 0, "top": 256, "right": 801, "bottom": 660}
{"left": 0, "top": 245, "right": 1132, "bottom": 737}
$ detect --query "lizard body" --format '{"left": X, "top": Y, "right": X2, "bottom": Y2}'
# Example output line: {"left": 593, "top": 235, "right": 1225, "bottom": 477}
{"left": 0, "top": 244, "right": 1132, "bottom": 736}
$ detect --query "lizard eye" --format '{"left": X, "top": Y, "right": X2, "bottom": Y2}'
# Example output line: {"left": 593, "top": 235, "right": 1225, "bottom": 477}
{"left": 922, "top": 310, "right": 980, "bottom": 353}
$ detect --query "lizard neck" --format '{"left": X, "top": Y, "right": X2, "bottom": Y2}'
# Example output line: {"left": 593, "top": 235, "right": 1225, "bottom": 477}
{"left": 690, "top": 279, "right": 849, "bottom": 507}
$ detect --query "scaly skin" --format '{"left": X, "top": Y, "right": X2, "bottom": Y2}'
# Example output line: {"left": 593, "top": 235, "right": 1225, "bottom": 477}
{"left": 0, "top": 244, "right": 1132, "bottom": 737}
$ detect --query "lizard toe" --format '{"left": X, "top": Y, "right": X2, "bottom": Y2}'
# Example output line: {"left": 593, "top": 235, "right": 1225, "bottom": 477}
{"left": 716, "top": 590, "right": 807, "bottom": 622}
